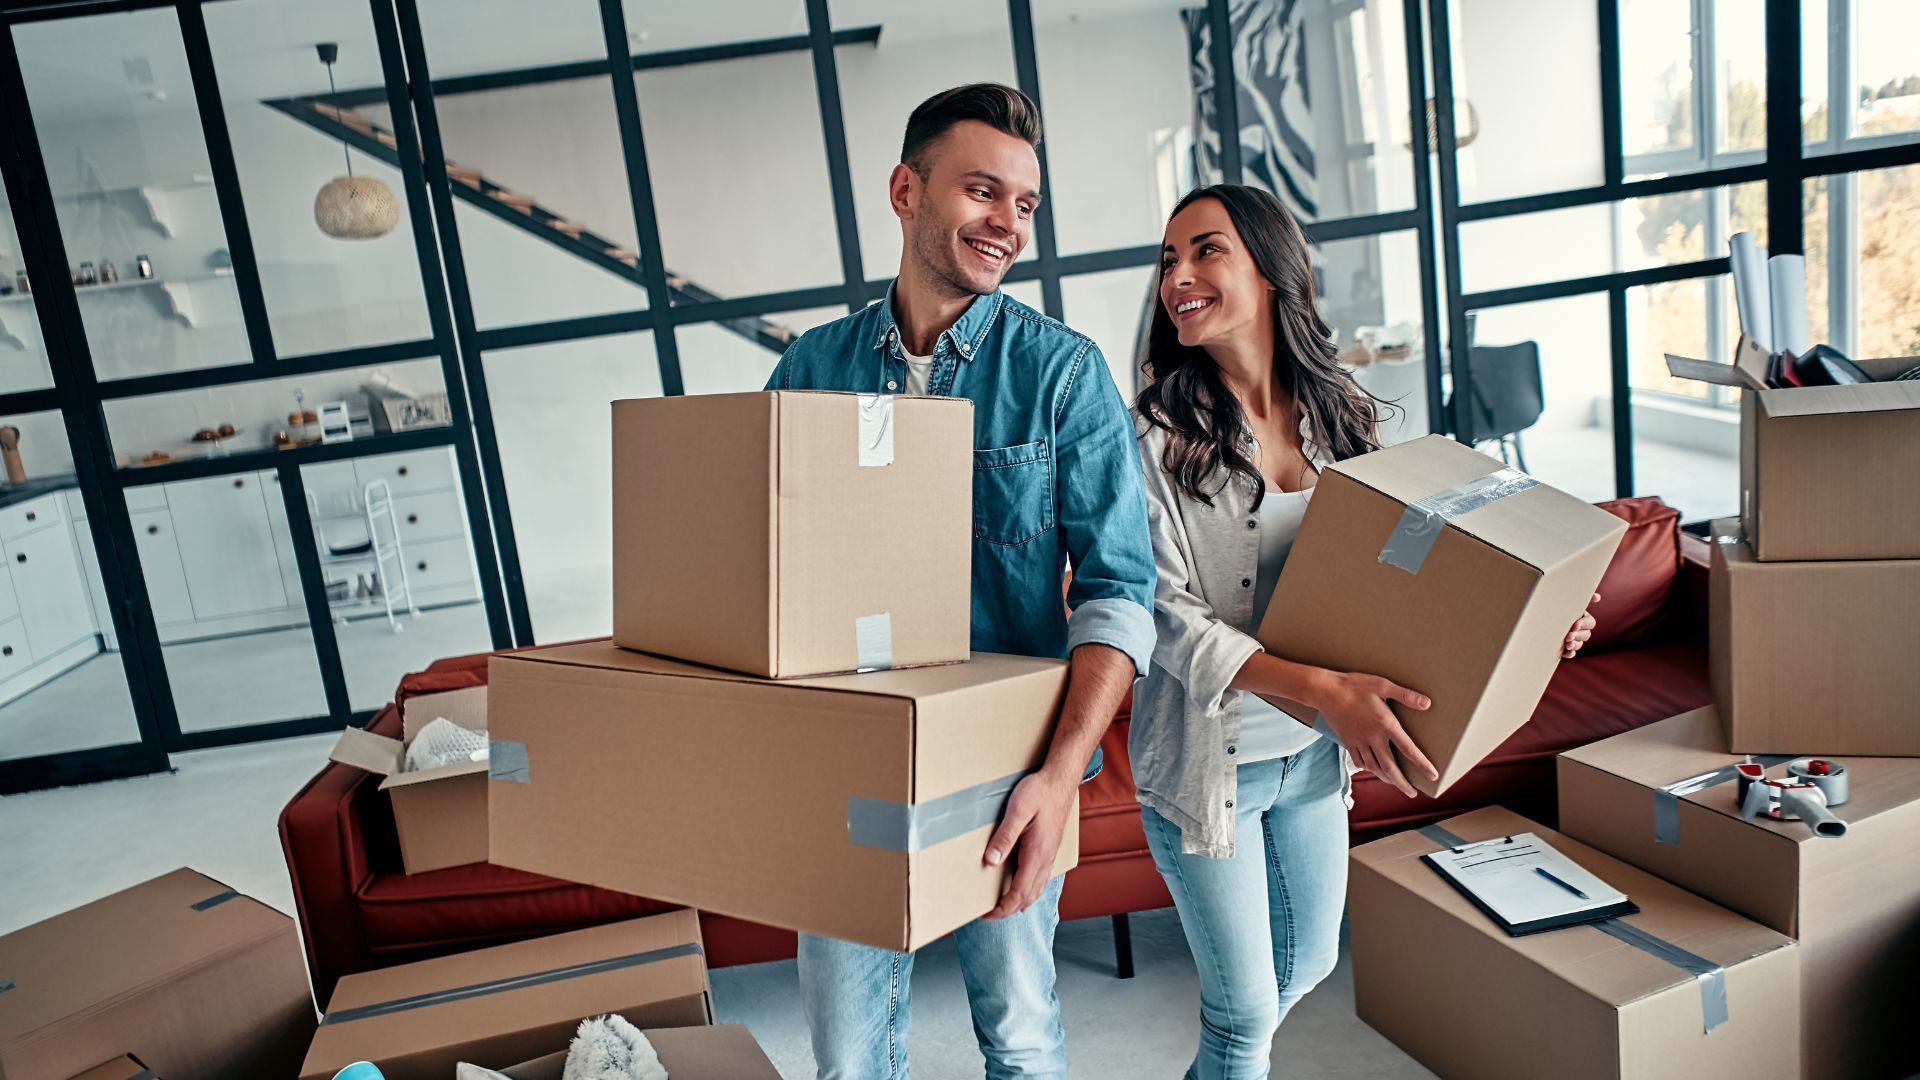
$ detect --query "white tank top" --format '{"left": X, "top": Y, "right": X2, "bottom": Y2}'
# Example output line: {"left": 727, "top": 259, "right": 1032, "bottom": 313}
{"left": 1237, "top": 486, "right": 1324, "bottom": 763}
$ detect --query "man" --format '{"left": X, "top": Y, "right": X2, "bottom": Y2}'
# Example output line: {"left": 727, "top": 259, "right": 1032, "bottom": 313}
{"left": 764, "top": 84, "right": 1156, "bottom": 1078}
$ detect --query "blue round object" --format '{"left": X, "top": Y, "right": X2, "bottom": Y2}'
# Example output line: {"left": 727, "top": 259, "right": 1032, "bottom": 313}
{"left": 332, "top": 1063, "right": 385, "bottom": 1080}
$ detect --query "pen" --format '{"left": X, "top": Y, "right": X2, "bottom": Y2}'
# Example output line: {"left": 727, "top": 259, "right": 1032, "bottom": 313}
{"left": 1534, "top": 867, "right": 1590, "bottom": 900}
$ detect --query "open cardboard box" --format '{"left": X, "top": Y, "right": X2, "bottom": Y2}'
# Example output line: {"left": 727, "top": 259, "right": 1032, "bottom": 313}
{"left": 497, "top": 1025, "right": 779, "bottom": 1080}
{"left": 1665, "top": 334, "right": 1920, "bottom": 561}
{"left": 327, "top": 684, "right": 490, "bottom": 873}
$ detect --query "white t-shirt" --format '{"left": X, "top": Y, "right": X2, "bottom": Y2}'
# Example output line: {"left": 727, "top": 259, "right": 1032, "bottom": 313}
{"left": 902, "top": 345, "right": 934, "bottom": 395}
{"left": 1236, "top": 486, "right": 1324, "bottom": 763}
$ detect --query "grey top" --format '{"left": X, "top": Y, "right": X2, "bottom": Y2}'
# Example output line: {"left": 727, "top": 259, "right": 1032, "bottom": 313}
{"left": 1130, "top": 409, "right": 1353, "bottom": 858}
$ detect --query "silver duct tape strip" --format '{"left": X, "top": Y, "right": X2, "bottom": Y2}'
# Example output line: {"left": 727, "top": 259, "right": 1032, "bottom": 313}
{"left": 848, "top": 769, "right": 1028, "bottom": 852}
{"left": 489, "top": 739, "right": 531, "bottom": 784}
{"left": 192, "top": 889, "right": 240, "bottom": 911}
{"left": 320, "top": 942, "right": 705, "bottom": 1026}
{"left": 855, "top": 612, "right": 894, "bottom": 673}
{"left": 1417, "top": 823, "right": 1730, "bottom": 1033}
{"left": 858, "top": 393, "right": 895, "bottom": 467}
{"left": 0, "top": 980, "right": 12, "bottom": 994}
{"left": 1652, "top": 755, "right": 1793, "bottom": 844}
{"left": 1378, "top": 468, "right": 1538, "bottom": 574}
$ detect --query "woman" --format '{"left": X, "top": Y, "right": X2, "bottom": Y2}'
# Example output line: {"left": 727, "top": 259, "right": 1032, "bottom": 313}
{"left": 1130, "top": 184, "right": 1596, "bottom": 1079}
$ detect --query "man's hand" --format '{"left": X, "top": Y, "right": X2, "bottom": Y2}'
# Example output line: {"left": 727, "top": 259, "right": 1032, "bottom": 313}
{"left": 981, "top": 768, "right": 1077, "bottom": 919}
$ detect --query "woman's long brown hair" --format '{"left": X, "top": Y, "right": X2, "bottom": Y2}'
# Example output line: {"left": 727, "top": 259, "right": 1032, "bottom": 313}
{"left": 1135, "top": 184, "right": 1392, "bottom": 507}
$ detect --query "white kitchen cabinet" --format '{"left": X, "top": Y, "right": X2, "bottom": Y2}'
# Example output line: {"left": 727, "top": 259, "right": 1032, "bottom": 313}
{"left": 130, "top": 506, "right": 196, "bottom": 627}
{"left": 0, "top": 491, "right": 62, "bottom": 544}
{"left": 6, "top": 516, "right": 95, "bottom": 661}
{"left": 163, "top": 472, "right": 290, "bottom": 620}
{"left": 353, "top": 448, "right": 454, "bottom": 497}
{"left": 0, "top": 559, "right": 17, "bottom": 623}
{"left": 65, "top": 489, "right": 117, "bottom": 651}
{"left": 0, "top": 617, "right": 30, "bottom": 683}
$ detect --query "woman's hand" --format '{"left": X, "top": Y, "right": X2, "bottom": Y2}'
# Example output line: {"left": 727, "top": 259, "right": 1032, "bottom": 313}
{"left": 1311, "top": 671, "right": 1436, "bottom": 799}
{"left": 1562, "top": 593, "right": 1600, "bottom": 659}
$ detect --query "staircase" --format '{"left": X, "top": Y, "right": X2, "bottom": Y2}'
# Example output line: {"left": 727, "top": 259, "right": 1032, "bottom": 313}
{"left": 269, "top": 97, "right": 804, "bottom": 354}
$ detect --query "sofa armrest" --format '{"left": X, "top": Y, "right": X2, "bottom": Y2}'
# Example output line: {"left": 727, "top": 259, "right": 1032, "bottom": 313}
{"left": 1670, "top": 533, "right": 1711, "bottom": 643}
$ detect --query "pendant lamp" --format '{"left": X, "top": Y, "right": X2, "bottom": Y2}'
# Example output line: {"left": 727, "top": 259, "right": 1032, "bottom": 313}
{"left": 312, "top": 42, "right": 398, "bottom": 239}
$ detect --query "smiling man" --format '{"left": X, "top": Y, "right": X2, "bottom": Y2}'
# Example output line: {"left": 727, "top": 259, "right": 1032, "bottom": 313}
{"left": 764, "top": 84, "right": 1155, "bottom": 1079}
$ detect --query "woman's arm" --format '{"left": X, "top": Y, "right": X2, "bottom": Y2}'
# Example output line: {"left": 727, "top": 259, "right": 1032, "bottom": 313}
{"left": 1228, "top": 649, "right": 1437, "bottom": 797}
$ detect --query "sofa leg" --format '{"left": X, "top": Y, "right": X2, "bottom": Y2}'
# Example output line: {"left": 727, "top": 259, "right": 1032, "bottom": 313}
{"left": 1112, "top": 913, "right": 1135, "bottom": 979}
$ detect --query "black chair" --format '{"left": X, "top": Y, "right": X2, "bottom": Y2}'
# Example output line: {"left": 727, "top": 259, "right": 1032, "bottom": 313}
{"left": 1447, "top": 340, "right": 1544, "bottom": 471}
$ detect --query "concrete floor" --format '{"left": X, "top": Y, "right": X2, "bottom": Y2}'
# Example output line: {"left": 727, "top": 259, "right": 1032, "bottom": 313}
{"left": 0, "top": 732, "right": 1436, "bottom": 1079}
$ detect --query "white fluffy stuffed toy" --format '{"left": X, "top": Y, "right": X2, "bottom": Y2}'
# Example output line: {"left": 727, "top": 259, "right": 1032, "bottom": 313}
{"left": 454, "top": 1014, "right": 668, "bottom": 1080}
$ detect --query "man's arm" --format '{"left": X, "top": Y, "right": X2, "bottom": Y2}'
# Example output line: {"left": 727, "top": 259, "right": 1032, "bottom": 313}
{"left": 983, "top": 341, "right": 1156, "bottom": 918}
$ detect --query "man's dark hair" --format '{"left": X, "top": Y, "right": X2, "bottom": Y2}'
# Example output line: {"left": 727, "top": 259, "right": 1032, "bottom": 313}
{"left": 901, "top": 83, "right": 1042, "bottom": 179}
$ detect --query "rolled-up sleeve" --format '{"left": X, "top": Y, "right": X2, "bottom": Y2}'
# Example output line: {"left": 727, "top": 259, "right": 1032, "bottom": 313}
{"left": 1136, "top": 420, "right": 1261, "bottom": 714}
{"left": 1055, "top": 342, "right": 1156, "bottom": 676}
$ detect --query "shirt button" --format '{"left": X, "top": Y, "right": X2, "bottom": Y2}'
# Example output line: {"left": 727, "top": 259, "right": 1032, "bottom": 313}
{"left": 1225, "top": 800, "right": 1234, "bottom": 808}
{"left": 886, "top": 380, "right": 898, "bottom": 390}
{"left": 1241, "top": 578, "right": 1251, "bottom": 588}
{"left": 1246, "top": 520, "right": 1257, "bottom": 529}
{"left": 959, "top": 342, "right": 971, "bottom": 354}
{"left": 1227, "top": 744, "right": 1237, "bottom": 755}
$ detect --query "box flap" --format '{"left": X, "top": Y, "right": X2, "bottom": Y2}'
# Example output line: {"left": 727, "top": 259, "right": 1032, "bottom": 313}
{"left": 1757, "top": 377, "right": 1920, "bottom": 418}
{"left": 378, "top": 756, "right": 491, "bottom": 790}
{"left": 1353, "top": 806, "right": 1793, "bottom": 1010}
{"left": 328, "top": 726, "right": 402, "bottom": 778}
{"left": 400, "top": 684, "right": 488, "bottom": 743}
{"left": 0, "top": 870, "right": 288, "bottom": 1051}
{"left": 1329, "top": 434, "right": 1628, "bottom": 573}
{"left": 502, "top": 1026, "right": 780, "bottom": 1080}
{"left": 1665, "top": 333, "right": 1772, "bottom": 391}
{"left": 495, "top": 640, "right": 1059, "bottom": 702}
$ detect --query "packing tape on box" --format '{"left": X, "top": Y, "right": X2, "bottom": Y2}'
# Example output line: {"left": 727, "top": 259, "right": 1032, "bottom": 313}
{"left": 858, "top": 393, "right": 895, "bottom": 467}
{"left": 855, "top": 612, "right": 894, "bottom": 672}
{"left": 848, "top": 768, "right": 1028, "bottom": 851}
{"left": 318, "top": 941, "right": 705, "bottom": 1026}
{"left": 192, "top": 888, "right": 240, "bottom": 911}
{"left": 1417, "top": 823, "right": 1729, "bottom": 1033}
{"left": 1653, "top": 756, "right": 1793, "bottom": 844}
{"left": 1379, "top": 467, "right": 1538, "bottom": 574}
{"left": 489, "top": 739, "right": 531, "bottom": 783}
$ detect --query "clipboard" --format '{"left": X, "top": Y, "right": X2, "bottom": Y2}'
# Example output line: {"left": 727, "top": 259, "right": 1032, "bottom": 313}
{"left": 1421, "top": 832, "right": 1638, "bottom": 936}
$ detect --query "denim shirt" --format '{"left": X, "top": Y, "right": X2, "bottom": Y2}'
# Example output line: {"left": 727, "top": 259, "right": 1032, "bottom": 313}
{"left": 765, "top": 285, "right": 1157, "bottom": 691}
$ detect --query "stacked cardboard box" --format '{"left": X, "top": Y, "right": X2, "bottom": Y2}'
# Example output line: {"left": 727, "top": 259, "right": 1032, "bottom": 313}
{"left": 326, "top": 684, "right": 491, "bottom": 873}
{"left": 1667, "top": 336, "right": 1920, "bottom": 755}
{"left": 1558, "top": 708, "right": 1920, "bottom": 1079}
{"left": 0, "top": 869, "right": 314, "bottom": 1080}
{"left": 487, "top": 391, "right": 1078, "bottom": 952}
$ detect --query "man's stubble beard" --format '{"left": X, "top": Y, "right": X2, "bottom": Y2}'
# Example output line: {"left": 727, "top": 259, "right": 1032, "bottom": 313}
{"left": 909, "top": 205, "right": 998, "bottom": 299}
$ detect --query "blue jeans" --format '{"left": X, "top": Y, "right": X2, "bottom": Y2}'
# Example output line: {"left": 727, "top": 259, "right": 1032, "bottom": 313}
{"left": 1141, "top": 737, "right": 1349, "bottom": 1080}
{"left": 797, "top": 874, "right": 1068, "bottom": 1079}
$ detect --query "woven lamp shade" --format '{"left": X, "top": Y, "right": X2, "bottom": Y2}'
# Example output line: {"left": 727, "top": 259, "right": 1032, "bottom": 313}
{"left": 314, "top": 174, "right": 399, "bottom": 239}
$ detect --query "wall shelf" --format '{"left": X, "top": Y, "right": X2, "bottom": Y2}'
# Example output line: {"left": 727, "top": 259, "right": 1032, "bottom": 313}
{"left": 50, "top": 175, "right": 215, "bottom": 239}
{"left": 0, "top": 270, "right": 236, "bottom": 330}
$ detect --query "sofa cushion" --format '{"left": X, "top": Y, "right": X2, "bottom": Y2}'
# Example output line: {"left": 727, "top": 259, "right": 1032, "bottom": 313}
{"left": 1586, "top": 497, "right": 1682, "bottom": 653}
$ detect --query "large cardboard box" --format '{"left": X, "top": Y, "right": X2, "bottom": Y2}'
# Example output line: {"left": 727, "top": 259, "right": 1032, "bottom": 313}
{"left": 498, "top": 1025, "right": 779, "bottom": 1080}
{"left": 299, "top": 910, "right": 711, "bottom": 1080}
{"left": 487, "top": 641, "right": 1076, "bottom": 952}
{"left": 1707, "top": 521, "right": 1920, "bottom": 756}
{"left": 1667, "top": 338, "right": 1920, "bottom": 561}
{"left": 64, "top": 1058, "right": 152, "bottom": 1080}
{"left": 1558, "top": 707, "right": 1920, "bottom": 1080}
{"left": 0, "top": 869, "right": 313, "bottom": 1080}
{"left": 1350, "top": 806, "right": 1799, "bottom": 1080}
{"left": 612, "top": 391, "right": 972, "bottom": 678}
{"left": 1257, "top": 434, "right": 1625, "bottom": 795}
{"left": 327, "top": 684, "right": 491, "bottom": 873}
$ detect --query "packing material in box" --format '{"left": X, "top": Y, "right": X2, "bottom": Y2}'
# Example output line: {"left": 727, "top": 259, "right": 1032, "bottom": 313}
{"left": 487, "top": 640, "right": 1076, "bottom": 952}
{"left": 0, "top": 868, "right": 313, "bottom": 1080}
{"left": 1257, "top": 434, "right": 1624, "bottom": 795}
{"left": 498, "top": 1025, "right": 780, "bottom": 1080}
{"left": 1707, "top": 521, "right": 1920, "bottom": 756}
{"left": 64, "top": 1058, "right": 153, "bottom": 1080}
{"left": 326, "top": 684, "right": 491, "bottom": 873}
{"left": 299, "top": 909, "right": 710, "bottom": 1080}
{"left": 1558, "top": 706, "right": 1920, "bottom": 1080}
{"left": 1350, "top": 806, "right": 1798, "bottom": 1080}
{"left": 1666, "top": 337, "right": 1920, "bottom": 561}
{"left": 612, "top": 391, "right": 972, "bottom": 678}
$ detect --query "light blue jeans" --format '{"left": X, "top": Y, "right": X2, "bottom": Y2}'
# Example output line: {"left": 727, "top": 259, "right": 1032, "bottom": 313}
{"left": 796, "top": 874, "right": 1068, "bottom": 1079}
{"left": 1142, "top": 736, "right": 1349, "bottom": 1080}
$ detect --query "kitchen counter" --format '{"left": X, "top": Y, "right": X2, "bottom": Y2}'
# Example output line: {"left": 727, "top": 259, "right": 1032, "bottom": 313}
{"left": 0, "top": 473, "right": 79, "bottom": 511}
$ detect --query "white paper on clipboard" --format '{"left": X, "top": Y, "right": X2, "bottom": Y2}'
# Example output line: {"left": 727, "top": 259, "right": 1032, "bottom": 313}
{"left": 1425, "top": 832, "right": 1628, "bottom": 927}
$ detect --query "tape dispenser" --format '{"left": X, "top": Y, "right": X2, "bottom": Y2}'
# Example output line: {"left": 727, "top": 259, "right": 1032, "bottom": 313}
{"left": 1735, "top": 757, "right": 1849, "bottom": 838}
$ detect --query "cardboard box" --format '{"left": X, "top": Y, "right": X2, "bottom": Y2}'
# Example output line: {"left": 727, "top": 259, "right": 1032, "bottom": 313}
{"left": 1257, "top": 434, "right": 1625, "bottom": 795}
{"left": 499, "top": 1025, "right": 779, "bottom": 1080}
{"left": 1707, "top": 521, "right": 1920, "bottom": 755}
{"left": 612, "top": 391, "right": 972, "bottom": 679}
{"left": 487, "top": 640, "right": 1076, "bottom": 952}
{"left": 1558, "top": 707, "right": 1920, "bottom": 1080}
{"left": 1350, "top": 806, "right": 1799, "bottom": 1080}
{"left": 328, "top": 684, "right": 491, "bottom": 873}
{"left": 1666, "top": 337, "right": 1920, "bottom": 561}
{"left": 64, "top": 1058, "right": 153, "bottom": 1080}
{"left": 0, "top": 869, "right": 313, "bottom": 1080}
{"left": 299, "top": 910, "right": 711, "bottom": 1080}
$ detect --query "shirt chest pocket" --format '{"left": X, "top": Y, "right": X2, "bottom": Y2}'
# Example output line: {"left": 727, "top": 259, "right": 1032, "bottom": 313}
{"left": 972, "top": 440, "right": 1054, "bottom": 547}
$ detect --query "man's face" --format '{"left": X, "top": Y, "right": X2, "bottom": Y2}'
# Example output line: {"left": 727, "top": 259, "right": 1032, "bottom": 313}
{"left": 894, "top": 120, "right": 1042, "bottom": 297}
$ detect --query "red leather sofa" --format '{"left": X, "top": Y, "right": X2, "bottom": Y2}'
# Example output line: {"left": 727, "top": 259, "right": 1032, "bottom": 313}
{"left": 282, "top": 497, "right": 1710, "bottom": 1007}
